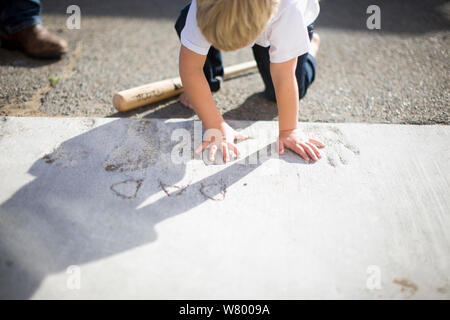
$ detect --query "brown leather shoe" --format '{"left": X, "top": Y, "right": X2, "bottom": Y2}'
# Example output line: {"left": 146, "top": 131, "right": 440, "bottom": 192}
{"left": 0, "top": 24, "right": 68, "bottom": 59}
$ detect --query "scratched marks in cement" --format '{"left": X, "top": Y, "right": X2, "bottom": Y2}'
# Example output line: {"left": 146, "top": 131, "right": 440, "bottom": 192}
{"left": 104, "top": 119, "right": 159, "bottom": 172}
{"left": 303, "top": 125, "right": 360, "bottom": 167}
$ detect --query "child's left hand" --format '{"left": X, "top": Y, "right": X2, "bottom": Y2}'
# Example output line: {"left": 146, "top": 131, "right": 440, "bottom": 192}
{"left": 278, "top": 129, "right": 326, "bottom": 162}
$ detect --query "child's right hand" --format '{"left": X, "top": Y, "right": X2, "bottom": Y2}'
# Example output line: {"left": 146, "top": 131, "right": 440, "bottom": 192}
{"left": 195, "top": 122, "right": 248, "bottom": 163}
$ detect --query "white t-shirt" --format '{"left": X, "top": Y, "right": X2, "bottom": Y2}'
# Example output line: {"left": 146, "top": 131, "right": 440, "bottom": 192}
{"left": 181, "top": 0, "right": 320, "bottom": 63}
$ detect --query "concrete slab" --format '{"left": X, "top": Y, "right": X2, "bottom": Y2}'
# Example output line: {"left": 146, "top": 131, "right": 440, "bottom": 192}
{"left": 0, "top": 117, "right": 449, "bottom": 299}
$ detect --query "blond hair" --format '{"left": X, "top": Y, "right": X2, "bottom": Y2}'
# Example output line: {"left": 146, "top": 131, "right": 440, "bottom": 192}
{"left": 197, "top": 0, "right": 279, "bottom": 51}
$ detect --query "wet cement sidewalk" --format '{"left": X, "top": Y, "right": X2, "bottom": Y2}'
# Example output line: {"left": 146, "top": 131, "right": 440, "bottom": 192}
{"left": 0, "top": 117, "right": 449, "bottom": 299}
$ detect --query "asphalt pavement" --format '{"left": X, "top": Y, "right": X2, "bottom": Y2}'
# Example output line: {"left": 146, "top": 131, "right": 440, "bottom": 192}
{"left": 0, "top": 0, "right": 449, "bottom": 124}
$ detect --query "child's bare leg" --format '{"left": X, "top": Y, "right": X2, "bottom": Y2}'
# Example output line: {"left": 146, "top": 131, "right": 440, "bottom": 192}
{"left": 179, "top": 92, "right": 194, "bottom": 109}
{"left": 309, "top": 33, "right": 320, "bottom": 58}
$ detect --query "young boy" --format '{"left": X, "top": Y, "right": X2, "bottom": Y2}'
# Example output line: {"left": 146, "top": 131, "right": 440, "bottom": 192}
{"left": 175, "top": 0, "right": 325, "bottom": 163}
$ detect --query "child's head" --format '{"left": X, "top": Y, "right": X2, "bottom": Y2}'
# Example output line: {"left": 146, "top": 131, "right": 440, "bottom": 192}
{"left": 197, "top": 0, "right": 279, "bottom": 51}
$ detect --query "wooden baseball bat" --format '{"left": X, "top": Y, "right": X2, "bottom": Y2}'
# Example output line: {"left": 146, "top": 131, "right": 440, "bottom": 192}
{"left": 113, "top": 60, "right": 257, "bottom": 112}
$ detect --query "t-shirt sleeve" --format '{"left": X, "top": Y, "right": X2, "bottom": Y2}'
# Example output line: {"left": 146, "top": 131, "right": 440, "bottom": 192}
{"left": 268, "top": 3, "right": 311, "bottom": 63}
{"left": 180, "top": 0, "right": 211, "bottom": 55}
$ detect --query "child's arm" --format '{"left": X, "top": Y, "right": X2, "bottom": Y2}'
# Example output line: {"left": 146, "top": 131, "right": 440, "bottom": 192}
{"left": 179, "top": 45, "right": 248, "bottom": 162}
{"left": 179, "top": 45, "right": 223, "bottom": 129}
{"left": 270, "top": 58, "right": 325, "bottom": 161}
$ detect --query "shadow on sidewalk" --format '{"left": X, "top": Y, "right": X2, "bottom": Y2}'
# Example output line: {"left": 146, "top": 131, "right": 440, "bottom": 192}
{"left": 0, "top": 118, "right": 307, "bottom": 298}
